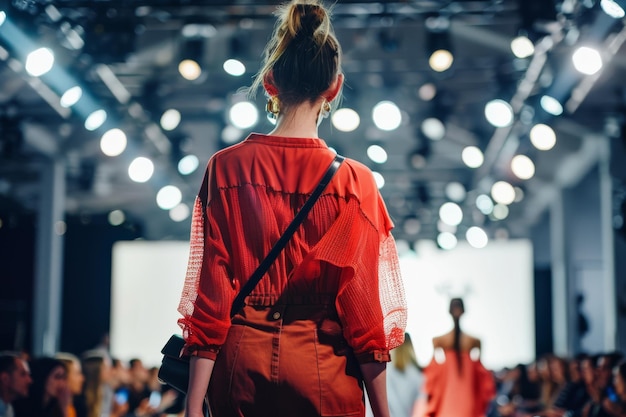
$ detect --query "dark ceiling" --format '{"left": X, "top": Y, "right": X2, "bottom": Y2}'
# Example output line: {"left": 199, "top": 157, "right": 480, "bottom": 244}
{"left": 0, "top": 0, "right": 625, "bottom": 245}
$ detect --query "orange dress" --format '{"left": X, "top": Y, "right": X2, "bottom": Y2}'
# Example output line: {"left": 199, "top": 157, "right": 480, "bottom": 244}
{"left": 424, "top": 350, "right": 495, "bottom": 417}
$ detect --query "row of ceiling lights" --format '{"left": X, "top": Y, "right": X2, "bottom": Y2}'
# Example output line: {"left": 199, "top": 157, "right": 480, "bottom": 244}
{"left": 8, "top": 16, "right": 553, "bottom": 240}
{"left": 3, "top": 1, "right": 624, "bottom": 246}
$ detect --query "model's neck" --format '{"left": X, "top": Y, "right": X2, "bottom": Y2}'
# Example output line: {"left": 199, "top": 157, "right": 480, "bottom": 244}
{"left": 268, "top": 100, "right": 323, "bottom": 138}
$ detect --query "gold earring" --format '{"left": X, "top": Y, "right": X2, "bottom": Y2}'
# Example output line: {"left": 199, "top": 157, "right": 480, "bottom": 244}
{"left": 320, "top": 100, "right": 331, "bottom": 119}
{"left": 266, "top": 96, "right": 280, "bottom": 119}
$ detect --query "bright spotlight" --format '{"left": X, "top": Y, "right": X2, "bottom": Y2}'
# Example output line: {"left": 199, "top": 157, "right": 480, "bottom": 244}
{"left": 485, "top": 99, "right": 514, "bottom": 127}
{"left": 169, "top": 203, "right": 191, "bottom": 222}
{"left": 128, "top": 157, "right": 154, "bottom": 183}
{"left": 372, "top": 101, "right": 402, "bottom": 131}
{"left": 223, "top": 59, "right": 246, "bottom": 76}
{"left": 439, "top": 202, "right": 463, "bottom": 226}
{"left": 540, "top": 95, "right": 563, "bottom": 116}
{"left": 530, "top": 123, "right": 557, "bottom": 151}
{"left": 25, "top": 48, "right": 55, "bottom": 77}
{"left": 511, "top": 36, "right": 535, "bottom": 58}
{"left": 178, "top": 154, "right": 200, "bottom": 175}
{"left": 429, "top": 49, "right": 454, "bottom": 72}
{"left": 572, "top": 46, "right": 603, "bottom": 75}
{"left": 491, "top": 181, "right": 516, "bottom": 205}
{"left": 437, "top": 232, "right": 458, "bottom": 250}
{"left": 492, "top": 204, "right": 510, "bottom": 220}
{"left": 179, "top": 59, "right": 202, "bottom": 81}
{"left": 462, "top": 146, "right": 484, "bottom": 168}
{"left": 108, "top": 210, "right": 125, "bottom": 226}
{"left": 466, "top": 226, "right": 488, "bottom": 249}
{"left": 367, "top": 145, "right": 388, "bottom": 164}
{"left": 511, "top": 155, "right": 535, "bottom": 180}
{"left": 60, "top": 86, "right": 82, "bottom": 108}
{"left": 229, "top": 101, "right": 258, "bottom": 129}
{"left": 331, "top": 108, "right": 360, "bottom": 132}
{"left": 0, "top": 11, "right": 6, "bottom": 27}
{"left": 421, "top": 117, "right": 446, "bottom": 141}
{"left": 418, "top": 83, "right": 437, "bottom": 101}
{"left": 601, "top": 0, "right": 626, "bottom": 18}
{"left": 221, "top": 125, "right": 244, "bottom": 144}
{"left": 476, "top": 194, "right": 494, "bottom": 215}
{"left": 372, "top": 172, "right": 385, "bottom": 189}
{"left": 445, "top": 182, "right": 466, "bottom": 202}
{"left": 100, "top": 128, "right": 127, "bottom": 157}
{"left": 156, "top": 185, "right": 182, "bottom": 210}
{"left": 160, "top": 109, "right": 181, "bottom": 131}
{"left": 84, "top": 109, "right": 107, "bottom": 131}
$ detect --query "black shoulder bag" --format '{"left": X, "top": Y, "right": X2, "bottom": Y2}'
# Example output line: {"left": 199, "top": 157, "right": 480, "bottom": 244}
{"left": 158, "top": 154, "right": 344, "bottom": 395}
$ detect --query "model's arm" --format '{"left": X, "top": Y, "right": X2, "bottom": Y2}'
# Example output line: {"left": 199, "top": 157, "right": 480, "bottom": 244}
{"left": 185, "top": 356, "right": 215, "bottom": 417}
{"left": 361, "top": 362, "right": 391, "bottom": 417}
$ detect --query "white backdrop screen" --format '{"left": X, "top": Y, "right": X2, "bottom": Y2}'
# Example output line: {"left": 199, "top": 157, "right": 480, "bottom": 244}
{"left": 400, "top": 239, "right": 535, "bottom": 370}
{"left": 110, "top": 239, "right": 535, "bottom": 369}
{"left": 110, "top": 241, "right": 188, "bottom": 367}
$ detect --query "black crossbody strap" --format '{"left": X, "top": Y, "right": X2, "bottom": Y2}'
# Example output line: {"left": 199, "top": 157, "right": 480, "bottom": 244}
{"left": 230, "top": 154, "right": 345, "bottom": 317}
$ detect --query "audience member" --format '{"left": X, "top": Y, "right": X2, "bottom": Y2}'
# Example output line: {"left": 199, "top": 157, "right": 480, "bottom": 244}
{"left": 366, "top": 333, "right": 424, "bottom": 417}
{"left": 56, "top": 353, "right": 86, "bottom": 417}
{"left": 538, "top": 355, "right": 559, "bottom": 410}
{"left": 127, "top": 358, "right": 151, "bottom": 415}
{"left": 0, "top": 353, "right": 32, "bottom": 417}
{"left": 547, "top": 354, "right": 590, "bottom": 417}
{"left": 580, "top": 353, "right": 624, "bottom": 417}
{"left": 13, "top": 357, "right": 69, "bottom": 417}
{"left": 600, "top": 361, "right": 626, "bottom": 417}
{"left": 82, "top": 352, "right": 127, "bottom": 417}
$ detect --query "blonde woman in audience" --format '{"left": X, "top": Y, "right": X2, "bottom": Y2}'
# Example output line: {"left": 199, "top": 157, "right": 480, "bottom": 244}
{"left": 387, "top": 333, "right": 424, "bottom": 417}
{"left": 365, "top": 333, "right": 424, "bottom": 417}
{"left": 81, "top": 353, "right": 127, "bottom": 417}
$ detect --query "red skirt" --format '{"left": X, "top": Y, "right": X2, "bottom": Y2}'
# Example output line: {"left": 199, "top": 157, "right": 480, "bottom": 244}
{"left": 208, "top": 301, "right": 365, "bottom": 417}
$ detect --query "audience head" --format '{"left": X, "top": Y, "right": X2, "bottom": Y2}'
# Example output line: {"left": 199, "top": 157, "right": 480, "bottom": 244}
{"left": 27, "top": 357, "right": 68, "bottom": 411}
{"left": 569, "top": 353, "right": 587, "bottom": 383}
{"left": 111, "top": 358, "right": 131, "bottom": 388}
{"left": 596, "top": 352, "right": 623, "bottom": 391}
{"left": 56, "top": 352, "right": 85, "bottom": 396}
{"left": 82, "top": 351, "right": 112, "bottom": 417}
{"left": 549, "top": 355, "right": 570, "bottom": 385}
{"left": 250, "top": 0, "right": 343, "bottom": 113}
{"left": 581, "top": 354, "right": 596, "bottom": 387}
{"left": 129, "top": 358, "right": 149, "bottom": 384}
{"left": 391, "top": 333, "right": 419, "bottom": 372}
{"left": 0, "top": 353, "right": 32, "bottom": 403}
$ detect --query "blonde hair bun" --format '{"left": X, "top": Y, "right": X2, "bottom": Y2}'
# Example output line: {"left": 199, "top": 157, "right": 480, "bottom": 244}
{"left": 285, "top": 2, "right": 329, "bottom": 39}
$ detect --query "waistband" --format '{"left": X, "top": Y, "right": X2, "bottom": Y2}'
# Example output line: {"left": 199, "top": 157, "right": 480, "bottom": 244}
{"left": 244, "top": 293, "right": 335, "bottom": 306}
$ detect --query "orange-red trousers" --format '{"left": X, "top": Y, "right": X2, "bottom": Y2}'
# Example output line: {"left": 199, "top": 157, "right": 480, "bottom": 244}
{"left": 208, "top": 302, "right": 365, "bottom": 417}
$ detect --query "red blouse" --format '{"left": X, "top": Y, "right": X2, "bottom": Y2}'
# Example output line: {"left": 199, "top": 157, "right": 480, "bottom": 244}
{"left": 177, "top": 133, "right": 407, "bottom": 362}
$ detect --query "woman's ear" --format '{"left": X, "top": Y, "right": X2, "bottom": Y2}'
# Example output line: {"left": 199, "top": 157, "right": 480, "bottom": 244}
{"left": 324, "top": 73, "right": 344, "bottom": 102}
{"left": 263, "top": 72, "right": 279, "bottom": 97}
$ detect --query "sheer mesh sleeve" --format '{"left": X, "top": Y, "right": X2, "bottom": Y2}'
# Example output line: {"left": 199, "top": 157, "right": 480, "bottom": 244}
{"left": 177, "top": 161, "right": 237, "bottom": 356}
